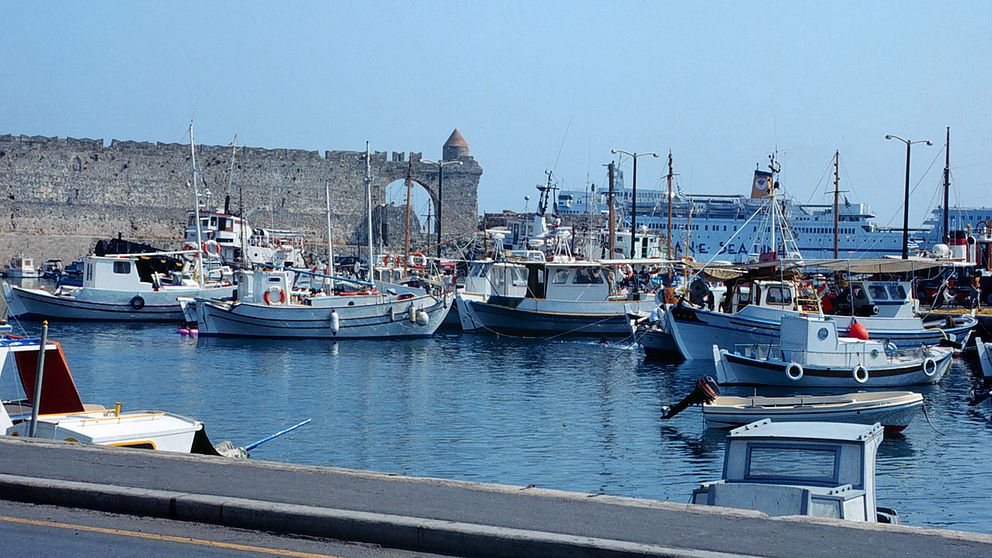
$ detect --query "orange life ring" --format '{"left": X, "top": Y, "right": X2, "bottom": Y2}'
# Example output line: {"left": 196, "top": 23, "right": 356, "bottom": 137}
{"left": 202, "top": 240, "right": 221, "bottom": 257}
{"left": 263, "top": 287, "right": 286, "bottom": 305}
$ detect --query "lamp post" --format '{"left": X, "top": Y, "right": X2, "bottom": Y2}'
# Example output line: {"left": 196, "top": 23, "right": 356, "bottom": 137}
{"left": 422, "top": 159, "right": 462, "bottom": 259}
{"left": 884, "top": 134, "right": 932, "bottom": 259}
{"left": 610, "top": 149, "right": 658, "bottom": 258}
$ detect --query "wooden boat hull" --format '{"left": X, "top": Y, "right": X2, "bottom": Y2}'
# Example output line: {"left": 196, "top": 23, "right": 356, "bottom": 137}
{"left": 3, "top": 282, "right": 235, "bottom": 322}
{"left": 702, "top": 392, "right": 924, "bottom": 431}
{"left": 458, "top": 297, "right": 654, "bottom": 336}
{"left": 191, "top": 293, "right": 452, "bottom": 339}
{"left": 714, "top": 346, "right": 953, "bottom": 388}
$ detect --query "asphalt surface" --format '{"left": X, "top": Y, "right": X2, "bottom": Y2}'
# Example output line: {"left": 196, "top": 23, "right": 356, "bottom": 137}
{"left": 0, "top": 499, "right": 441, "bottom": 558}
{"left": 1, "top": 437, "right": 990, "bottom": 558}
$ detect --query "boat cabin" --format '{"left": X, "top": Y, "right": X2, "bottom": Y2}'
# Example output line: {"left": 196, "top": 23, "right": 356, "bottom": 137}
{"left": 692, "top": 419, "right": 893, "bottom": 523}
{"left": 775, "top": 314, "right": 889, "bottom": 369}
{"left": 524, "top": 262, "right": 609, "bottom": 301}
{"left": 7, "top": 257, "right": 35, "bottom": 273}
{"left": 463, "top": 261, "right": 528, "bottom": 298}
{"left": 834, "top": 281, "right": 916, "bottom": 318}
{"left": 235, "top": 269, "right": 292, "bottom": 305}
{"left": 724, "top": 280, "right": 803, "bottom": 313}
{"left": 81, "top": 255, "right": 188, "bottom": 291}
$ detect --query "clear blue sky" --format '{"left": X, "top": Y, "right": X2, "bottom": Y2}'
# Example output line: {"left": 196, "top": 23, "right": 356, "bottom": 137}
{"left": 3, "top": 1, "right": 990, "bottom": 227}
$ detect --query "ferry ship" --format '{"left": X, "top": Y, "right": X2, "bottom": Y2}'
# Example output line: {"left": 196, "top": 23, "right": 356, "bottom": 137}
{"left": 557, "top": 161, "right": 910, "bottom": 262}
{"left": 918, "top": 205, "right": 992, "bottom": 247}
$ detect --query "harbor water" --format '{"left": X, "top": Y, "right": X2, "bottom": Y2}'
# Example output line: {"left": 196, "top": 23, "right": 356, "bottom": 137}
{"left": 3, "top": 316, "right": 991, "bottom": 534}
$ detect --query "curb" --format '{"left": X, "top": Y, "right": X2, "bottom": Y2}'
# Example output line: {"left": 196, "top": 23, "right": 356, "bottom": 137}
{"left": 0, "top": 474, "right": 752, "bottom": 558}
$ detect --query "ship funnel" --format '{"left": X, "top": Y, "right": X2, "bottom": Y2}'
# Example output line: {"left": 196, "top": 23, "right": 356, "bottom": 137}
{"left": 750, "top": 170, "right": 773, "bottom": 199}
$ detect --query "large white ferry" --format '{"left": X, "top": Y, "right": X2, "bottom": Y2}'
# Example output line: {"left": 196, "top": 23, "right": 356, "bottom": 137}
{"left": 557, "top": 162, "right": 909, "bottom": 262}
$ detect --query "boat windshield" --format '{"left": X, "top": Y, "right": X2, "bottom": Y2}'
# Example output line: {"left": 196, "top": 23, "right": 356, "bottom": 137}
{"left": 744, "top": 444, "right": 839, "bottom": 486}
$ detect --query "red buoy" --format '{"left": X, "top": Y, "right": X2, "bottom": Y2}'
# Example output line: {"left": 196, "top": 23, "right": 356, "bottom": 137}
{"left": 848, "top": 320, "right": 870, "bottom": 340}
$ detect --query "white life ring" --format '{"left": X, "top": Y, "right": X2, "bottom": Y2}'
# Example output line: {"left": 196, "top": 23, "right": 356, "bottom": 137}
{"left": 202, "top": 240, "right": 221, "bottom": 257}
{"left": 785, "top": 362, "right": 804, "bottom": 381}
{"left": 410, "top": 252, "right": 428, "bottom": 269}
{"left": 922, "top": 357, "right": 938, "bottom": 377}
{"left": 852, "top": 364, "right": 869, "bottom": 384}
{"left": 263, "top": 286, "right": 286, "bottom": 305}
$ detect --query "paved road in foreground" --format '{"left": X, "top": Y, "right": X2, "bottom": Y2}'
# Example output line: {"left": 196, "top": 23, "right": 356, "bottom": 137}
{"left": 0, "top": 499, "right": 443, "bottom": 558}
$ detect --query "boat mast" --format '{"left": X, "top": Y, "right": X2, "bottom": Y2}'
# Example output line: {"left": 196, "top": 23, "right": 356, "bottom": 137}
{"left": 833, "top": 150, "right": 840, "bottom": 259}
{"left": 324, "top": 181, "right": 335, "bottom": 293}
{"left": 666, "top": 151, "right": 674, "bottom": 259}
{"left": 607, "top": 162, "right": 616, "bottom": 259}
{"left": 189, "top": 122, "right": 205, "bottom": 288}
{"left": 364, "top": 142, "right": 375, "bottom": 282}
{"left": 403, "top": 159, "right": 413, "bottom": 275}
{"left": 943, "top": 126, "right": 950, "bottom": 244}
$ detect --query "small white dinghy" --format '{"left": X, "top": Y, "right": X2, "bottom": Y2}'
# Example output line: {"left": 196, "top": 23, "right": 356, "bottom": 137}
{"left": 663, "top": 377, "right": 923, "bottom": 433}
{"left": 714, "top": 314, "right": 953, "bottom": 388}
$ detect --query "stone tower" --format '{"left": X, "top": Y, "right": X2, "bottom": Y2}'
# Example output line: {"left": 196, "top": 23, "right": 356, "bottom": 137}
{"left": 442, "top": 129, "right": 470, "bottom": 161}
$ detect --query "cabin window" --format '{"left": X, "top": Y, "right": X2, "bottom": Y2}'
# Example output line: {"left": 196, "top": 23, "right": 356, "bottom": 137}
{"left": 267, "top": 276, "right": 282, "bottom": 283}
{"left": 113, "top": 261, "right": 131, "bottom": 275}
{"left": 85, "top": 263, "right": 93, "bottom": 281}
{"left": 188, "top": 215, "right": 196, "bottom": 226}
{"left": 551, "top": 269, "right": 571, "bottom": 285}
{"left": 887, "top": 285, "right": 907, "bottom": 300}
{"left": 511, "top": 268, "right": 528, "bottom": 286}
{"left": 765, "top": 286, "right": 792, "bottom": 305}
{"left": 746, "top": 445, "right": 839, "bottom": 485}
{"left": 573, "top": 267, "right": 604, "bottom": 284}
{"left": 869, "top": 285, "right": 888, "bottom": 300}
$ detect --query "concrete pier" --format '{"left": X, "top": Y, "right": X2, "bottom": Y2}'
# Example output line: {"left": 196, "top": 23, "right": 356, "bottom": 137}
{"left": 0, "top": 437, "right": 989, "bottom": 558}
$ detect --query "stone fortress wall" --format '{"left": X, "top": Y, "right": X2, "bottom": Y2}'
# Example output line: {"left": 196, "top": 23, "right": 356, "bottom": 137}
{"left": 0, "top": 129, "right": 482, "bottom": 263}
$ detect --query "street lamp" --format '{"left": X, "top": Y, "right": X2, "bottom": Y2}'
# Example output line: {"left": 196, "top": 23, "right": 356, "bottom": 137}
{"left": 884, "top": 134, "right": 933, "bottom": 259}
{"left": 610, "top": 149, "right": 658, "bottom": 258}
{"left": 422, "top": 159, "right": 463, "bottom": 259}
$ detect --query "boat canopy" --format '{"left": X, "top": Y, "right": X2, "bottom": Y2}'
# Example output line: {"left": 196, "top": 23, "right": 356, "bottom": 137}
{"left": 805, "top": 258, "right": 944, "bottom": 274}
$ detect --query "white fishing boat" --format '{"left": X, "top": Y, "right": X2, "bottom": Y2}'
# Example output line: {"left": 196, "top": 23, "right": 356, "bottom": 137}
{"left": 667, "top": 273, "right": 976, "bottom": 360}
{"left": 662, "top": 377, "right": 923, "bottom": 432}
{"left": 457, "top": 261, "right": 657, "bottom": 336}
{"left": 3, "top": 253, "right": 236, "bottom": 321}
{"left": 0, "top": 336, "right": 209, "bottom": 453}
{"left": 180, "top": 269, "right": 452, "bottom": 339}
{"left": 456, "top": 259, "right": 528, "bottom": 331}
{"left": 714, "top": 314, "right": 953, "bottom": 387}
{"left": 4, "top": 256, "right": 41, "bottom": 279}
{"left": 692, "top": 419, "right": 898, "bottom": 523}
{"left": 976, "top": 337, "right": 992, "bottom": 380}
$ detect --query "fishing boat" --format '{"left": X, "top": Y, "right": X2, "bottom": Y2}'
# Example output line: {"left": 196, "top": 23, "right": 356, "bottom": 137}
{"left": 691, "top": 419, "right": 898, "bottom": 523}
{"left": 662, "top": 377, "right": 922, "bottom": 432}
{"left": 456, "top": 261, "right": 657, "bottom": 336}
{"left": 976, "top": 337, "right": 992, "bottom": 379}
{"left": 456, "top": 259, "right": 529, "bottom": 331}
{"left": 4, "top": 256, "right": 41, "bottom": 279}
{"left": 666, "top": 271, "right": 976, "bottom": 360}
{"left": 713, "top": 314, "right": 953, "bottom": 387}
{"left": 39, "top": 259, "right": 65, "bottom": 279}
{"left": 180, "top": 268, "right": 452, "bottom": 339}
{"left": 3, "top": 253, "right": 236, "bottom": 321}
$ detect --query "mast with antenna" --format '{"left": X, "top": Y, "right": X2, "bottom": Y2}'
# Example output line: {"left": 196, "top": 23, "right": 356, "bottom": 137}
{"left": 188, "top": 122, "right": 204, "bottom": 287}
{"left": 403, "top": 158, "right": 413, "bottom": 275}
{"left": 324, "top": 180, "right": 335, "bottom": 293}
{"left": 364, "top": 142, "right": 374, "bottom": 282}
{"left": 943, "top": 127, "right": 951, "bottom": 245}
{"left": 665, "top": 152, "right": 676, "bottom": 259}
{"left": 833, "top": 150, "right": 840, "bottom": 258}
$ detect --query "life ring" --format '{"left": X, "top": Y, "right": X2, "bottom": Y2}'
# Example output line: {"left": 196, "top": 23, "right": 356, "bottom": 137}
{"left": 263, "top": 286, "right": 286, "bottom": 305}
{"left": 202, "top": 240, "right": 221, "bottom": 257}
{"left": 922, "top": 357, "right": 938, "bottom": 377}
{"left": 785, "top": 362, "right": 804, "bottom": 381}
{"left": 852, "top": 364, "right": 869, "bottom": 384}
{"left": 410, "top": 252, "right": 427, "bottom": 269}
{"left": 129, "top": 295, "right": 145, "bottom": 310}
{"left": 619, "top": 264, "right": 633, "bottom": 278}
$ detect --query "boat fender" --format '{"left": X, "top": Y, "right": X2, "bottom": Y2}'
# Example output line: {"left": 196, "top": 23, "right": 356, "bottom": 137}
{"left": 922, "top": 357, "right": 938, "bottom": 377}
{"left": 408, "top": 303, "right": 417, "bottom": 323}
{"left": 415, "top": 310, "right": 430, "bottom": 326}
{"left": 852, "top": 364, "right": 869, "bottom": 384}
{"left": 330, "top": 310, "right": 340, "bottom": 335}
{"left": 263, "top": 286, "right": 286, "bottom": 305}
{"left": 129, "top": 295, "right": 145, "bottom": 310}
{"left": 785, "top": 362, "right": 804, "bottom": 381}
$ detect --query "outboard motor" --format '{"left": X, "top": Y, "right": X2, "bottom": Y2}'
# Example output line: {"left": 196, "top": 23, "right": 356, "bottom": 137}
{"left": 661, "top": 376, "right": 720, "bottom": 419}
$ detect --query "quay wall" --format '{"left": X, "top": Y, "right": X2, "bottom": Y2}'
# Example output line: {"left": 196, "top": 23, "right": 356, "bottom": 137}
{"left": 0, "top": 133, "right": 482, "bottom": 262}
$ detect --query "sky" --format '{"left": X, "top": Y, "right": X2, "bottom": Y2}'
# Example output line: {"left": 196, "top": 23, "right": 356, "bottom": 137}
{"left": 2, "top": 1, "right": 991, "bottom": 228}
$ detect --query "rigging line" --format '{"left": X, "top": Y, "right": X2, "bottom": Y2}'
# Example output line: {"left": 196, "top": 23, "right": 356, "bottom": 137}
{"left": 551, "top": 117, "right": 573, "bottom": 175}
{"left": 805, "top": 155, "right": 835, "bottom": 205}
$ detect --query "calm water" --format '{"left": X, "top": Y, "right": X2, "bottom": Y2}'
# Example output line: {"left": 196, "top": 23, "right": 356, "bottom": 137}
{"left": 3, "top": 316, "right": 992, "bottom": 534}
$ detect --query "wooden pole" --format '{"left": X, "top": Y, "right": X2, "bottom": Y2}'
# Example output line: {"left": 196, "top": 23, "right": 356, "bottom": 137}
{"left": 403, "top": 159, "right": 413, "bottom": 275}
{"left": 943, "top": 127, "right": 950, "bottom": 245}
{"left": 666, "top": 152, "right": 674, "bottom": 259}
{"left": 608, "top": 162, "right": 616, "bottom": 259}
{"left": 833, "top": 150, "right": 840, "bottom": 258}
